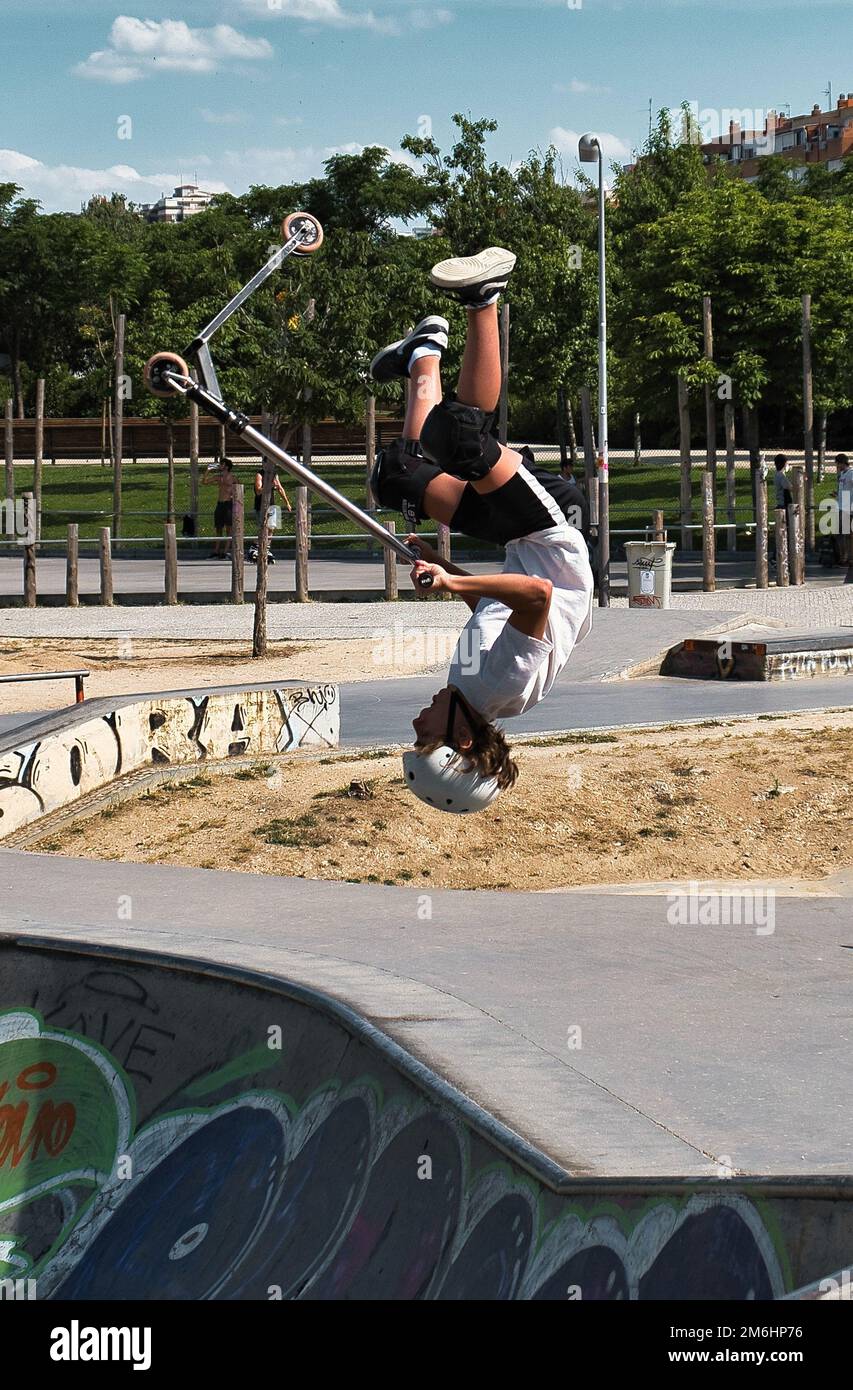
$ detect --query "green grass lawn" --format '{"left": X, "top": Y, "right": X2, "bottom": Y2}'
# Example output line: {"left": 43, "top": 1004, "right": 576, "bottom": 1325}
{"left": 10, "top": 457, "right": 838, "bottom": 553}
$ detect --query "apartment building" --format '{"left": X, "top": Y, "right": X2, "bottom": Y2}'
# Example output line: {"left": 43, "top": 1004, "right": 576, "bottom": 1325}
{"left": 140, "top": 183, "right": 216, "bottom": 224}
{"left": 701, "top": 94, "right": 853, "bottom": 180}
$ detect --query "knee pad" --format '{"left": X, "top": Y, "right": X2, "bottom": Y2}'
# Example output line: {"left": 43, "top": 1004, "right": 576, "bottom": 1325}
{"left": 420, "top": 396, "right": 503, "bottom": 480}
{"left": 371, "top": 439, "right": 441, "bottom": 526}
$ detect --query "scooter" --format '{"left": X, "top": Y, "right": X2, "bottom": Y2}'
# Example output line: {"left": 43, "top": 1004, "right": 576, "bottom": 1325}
{"left": 144, "top": 212, "right": 433, "bottom": 589}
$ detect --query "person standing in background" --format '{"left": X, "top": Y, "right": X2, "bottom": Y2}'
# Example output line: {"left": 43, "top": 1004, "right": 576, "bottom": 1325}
{"left": 248, "top": 467, "right": 292, "bottom": 565}
{"left": 773, "top": 454, "right": 794, "bottom": 514}
{"left": 203, "top": 457, "right": 236, "bottom": 559}
{"left": 836, "top": 454, "right": 853, "bottom": 583}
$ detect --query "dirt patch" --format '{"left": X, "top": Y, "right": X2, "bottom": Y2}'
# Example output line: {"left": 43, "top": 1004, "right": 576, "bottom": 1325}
{"left": 0, "top": 636, "right": 449, "bottom": 712}
{"left": 29, "top": 711, "right": 853, "bottom": 891}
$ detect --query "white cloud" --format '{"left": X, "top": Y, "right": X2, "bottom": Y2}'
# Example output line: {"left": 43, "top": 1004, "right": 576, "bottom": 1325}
{"left": 200, "top": 108, "right": 251, "bottom": 126}
{"left": 240, "top": 0, "right": 397, "bottom": 33}
{"left": 2, "top": 137, "right": 416, "bottom": 214}
{"left": 549, "top": 127, "right": 633, "bottom": 166}
{"left": 409, "top": 7, "right": 454, "bottom": 29}
{"left": 240, "top": 0, "right": 450, "bottom": 34}
{"left": 221, "top": 139, "right": 417, "bottom": 186}
{"left": 0, "top": 148, "right": 230, "bottom": 211}
{"left": 75, "top": 17, "right": 273, "bottom": 85}
{"left": 554, "top": 79, "right": 611, "bottom": 96}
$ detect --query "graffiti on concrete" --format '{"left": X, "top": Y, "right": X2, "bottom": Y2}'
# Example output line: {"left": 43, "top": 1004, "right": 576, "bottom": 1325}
{"left": 774, "top": 650, "right": 853, "bottom": 681}
{"left": 0, "top": 684, "right": 340, "bottom": 840}
{"left": 0, "top": 952, "right": 800, "bottom": 1301}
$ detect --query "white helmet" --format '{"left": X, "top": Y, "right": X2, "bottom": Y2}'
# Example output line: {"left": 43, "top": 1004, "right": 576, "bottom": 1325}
{"left": 402, "top": 746, "right": 501, "bottom": 815}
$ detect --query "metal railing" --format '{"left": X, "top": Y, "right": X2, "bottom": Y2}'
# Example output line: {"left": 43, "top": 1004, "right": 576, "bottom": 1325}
{"left": 0, "top": 671, "right": 88, "bottom": 703}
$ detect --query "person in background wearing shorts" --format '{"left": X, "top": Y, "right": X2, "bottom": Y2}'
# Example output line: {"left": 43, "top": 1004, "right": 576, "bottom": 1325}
{"left": 369, "top": 246, "right": 593, "bottom": 815}
{"left": 203, "top": 457, "right": 236, "bottom": 559}
{"left": 248, "top": 468, "right": 292, "bottom": 565}
{"left": 836, "top": 454, "right": 853, "bottom": 583}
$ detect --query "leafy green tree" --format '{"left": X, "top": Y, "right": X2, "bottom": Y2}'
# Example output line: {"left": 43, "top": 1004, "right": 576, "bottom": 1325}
{"left": 403, "top": 115, "right": 599, "bottom": 436}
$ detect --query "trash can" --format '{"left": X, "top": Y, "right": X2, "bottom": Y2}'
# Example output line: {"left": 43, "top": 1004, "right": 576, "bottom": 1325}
{"left": 624, "top": 540, "right": 676, "bottom": 609}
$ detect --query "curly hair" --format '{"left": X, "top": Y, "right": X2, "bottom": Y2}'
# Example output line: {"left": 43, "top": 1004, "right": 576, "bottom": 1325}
{"left": 418, "top": 699, "right": 519, "bottom": 793}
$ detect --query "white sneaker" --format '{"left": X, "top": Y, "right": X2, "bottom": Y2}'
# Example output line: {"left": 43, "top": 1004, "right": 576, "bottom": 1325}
{"left": 370, "top": 315, "right": 449, "bottom": 382}
{"left": 429, "top": 248, "right": 516, "bottom": 306}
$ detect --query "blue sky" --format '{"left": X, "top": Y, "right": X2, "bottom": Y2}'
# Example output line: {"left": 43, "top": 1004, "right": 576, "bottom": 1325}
{"left": 2, "top": 0, "right": 851, "bottom": 212}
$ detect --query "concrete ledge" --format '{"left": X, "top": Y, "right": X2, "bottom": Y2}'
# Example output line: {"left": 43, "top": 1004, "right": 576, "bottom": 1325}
{"left": 663, "top": 627, "right": 853, "bottom": 681}
{"left": 0, "top": 681, "right": 339, "bottom": 842}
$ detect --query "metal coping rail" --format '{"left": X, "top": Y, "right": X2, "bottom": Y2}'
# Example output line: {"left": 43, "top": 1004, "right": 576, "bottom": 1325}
{"left": 0, "top": 671, "right": 88, "bottom": 703}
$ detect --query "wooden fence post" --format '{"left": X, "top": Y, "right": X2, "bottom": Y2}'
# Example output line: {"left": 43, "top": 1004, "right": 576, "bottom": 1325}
{"left": 34, "top": 379, "right": 45, "bottom": 540}
{"left": 744, "top": 405, "right": 762, "bottom": 560}
{"left": 189, "top": 394, "right": 200, "bottom": 532}
{"left": 724, "top": 400, "right": 737, "bottom": 552}
{"left": 817, "top": 410, "right": 827, "bottom": 484}
{"left": 100, "top": 527, "right": 113, "bottom": 606}
{"left": 678, "top": 376, "right": 692, "bottom": 551}
{"left": 565, "top": 392, "right": 579, "bottom": 467}
{"left": 4, "top": 398, "right": 13, "bottom": 506}
{"left": 384, "top": 519, "right": 398, "bottom": 601}
{"left": 302, "top": 420, "right": 313, "bottom": 547}
{"left": 788, "top": 466, "right": 806, "bottom": 585}
{"left": 652, "top": 509, "right": 665, "bottom": 541}
{"left": 802, "top": 293, "right": 816, "bottom": 550}
{"left": 295, "top": 485, "right": 310, "bottom": 603}
{"left": 437, "top": 521, "right": 452, "bottom": 600}
{"left": 164, "top": 522, "right": 178, "bottom": 605}
{"left": 365, "top": 395, "right": 376, "bottom": 506}
{"left": 252, "top": 507, "right": 270, "bottom": 659}
{"left": 775, "top": 509, "right": 789, "bottom": 587}
{"left": 166, "top": 423, "right": 175, "bottom": 525}
{"left": 66, "top": 523, "right": 79, "bottom": 608}
{"left": 580, "top": 386, "right": 598, "bottom": 527}
{"left": 498, "top": 302, "right": 510, "bottom": 446}
{"left": 702, "top": 469, "right": 716, "bottom": 591}
{"left": 365, "top": 395, "right": 377, "bottom": 557}
{"left": 231, "top": 484, "right": 244, "bottom": 604}
{"left": 556, "top": 387, "right": 568, "bottom": 471}
{"left": 754, "top": 466, "right": 768, "bottom": 589}
{"left": 703, "top": 294, "right": 717, "bottom": 488}
{"left": 113, "top": 312, "right": 125, "bottom": 541}
{"left": 22, "top": 493, "right": 36, "bottom": 608}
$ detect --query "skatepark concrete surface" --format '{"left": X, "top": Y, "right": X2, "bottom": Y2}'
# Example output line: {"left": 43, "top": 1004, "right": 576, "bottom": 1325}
{"left": 2, "top": 602, "right": 851, "bottom": 1299}
{"left": 4, "top": 851, "right": 852, "bottom": 1180}
{"left": 2, "top": 910, "right": 852, "bottom": 1300}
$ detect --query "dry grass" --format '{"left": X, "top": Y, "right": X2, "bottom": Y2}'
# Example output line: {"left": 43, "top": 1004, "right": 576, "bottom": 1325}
{"left": 29, "top": 711, "right": 853, "bottom": 890}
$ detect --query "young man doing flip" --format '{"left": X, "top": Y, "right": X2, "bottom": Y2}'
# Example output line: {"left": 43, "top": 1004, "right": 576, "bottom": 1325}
{"left": 370, "top": 248, "right": 594, "bottom": 815}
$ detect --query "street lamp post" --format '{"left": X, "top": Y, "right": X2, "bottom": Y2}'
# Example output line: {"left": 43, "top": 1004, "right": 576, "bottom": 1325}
{"left": 579, "top": 133, "right": 610, "bottom": 607}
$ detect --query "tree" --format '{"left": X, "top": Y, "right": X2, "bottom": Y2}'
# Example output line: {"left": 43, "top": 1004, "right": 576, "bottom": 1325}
{"left": 403, "top": 114, "right": 599, "bottom": 436}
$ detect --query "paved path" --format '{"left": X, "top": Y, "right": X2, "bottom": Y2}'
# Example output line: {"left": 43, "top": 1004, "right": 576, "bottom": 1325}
{"left": 0, "top": 603, "right": 740, "bottom": 664}
{"left": 3, "top": 587, "right": 853, "bottom": 640}
{"left": 2, "top": 605, "right": 851, "bottom": 744}
{"left": 4, "top": 851, "right": 850, "bottom": 1177}
{"left": 341, "top": 674, "right": 853, "bottom": 745}
{"left": 1, "top": 552, "right": 851, "bottom": 603}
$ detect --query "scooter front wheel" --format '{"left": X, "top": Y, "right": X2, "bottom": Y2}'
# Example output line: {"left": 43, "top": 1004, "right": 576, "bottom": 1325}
{"left": 144, "top": 352, "right": 190, "bottom": 398}
{"left": 281, "top": 211, "right": 324, "bottom": 255}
